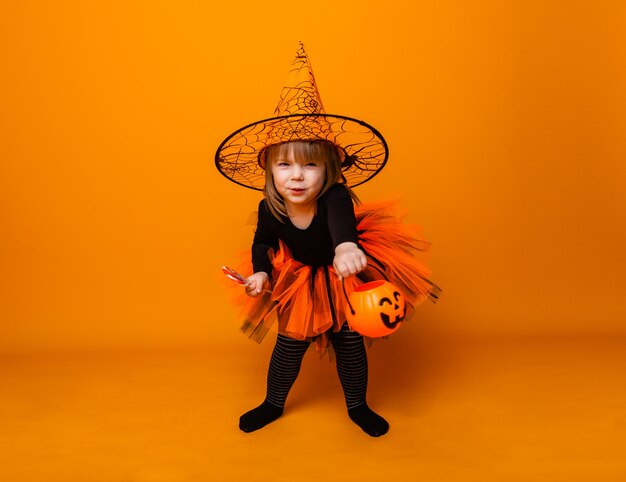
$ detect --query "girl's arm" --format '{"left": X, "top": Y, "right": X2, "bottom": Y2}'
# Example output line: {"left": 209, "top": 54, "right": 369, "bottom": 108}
{"left": 251, "top": 200, "right": 279, "bottom": 275}
{"left": 247, "top": 200, "right": 278, "bottom": 296}
{"left": 326, "top": 185, "right": 367, "bottom": 278}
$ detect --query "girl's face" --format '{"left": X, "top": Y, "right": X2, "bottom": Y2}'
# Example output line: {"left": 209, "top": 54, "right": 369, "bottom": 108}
{"left": 271, "top": 144, "right": 326, "bottom": 210}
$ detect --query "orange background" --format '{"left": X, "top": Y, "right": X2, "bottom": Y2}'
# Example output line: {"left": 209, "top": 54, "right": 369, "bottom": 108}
{"left": 2, "top": 0, "right": 626, "bottom": 354}
{"left": 2, "top": 3, "right": 626, "bottom": 481}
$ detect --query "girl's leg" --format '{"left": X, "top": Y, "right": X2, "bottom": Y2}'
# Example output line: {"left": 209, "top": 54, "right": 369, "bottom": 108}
{"left": 239, "top": 333, "right": 310, "bottom": 432}
{"left": 330, "top": 323, "right": 389, "bottom": 437}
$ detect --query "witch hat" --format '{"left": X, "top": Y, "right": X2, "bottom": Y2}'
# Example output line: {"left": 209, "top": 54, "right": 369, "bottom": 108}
{"left": 215, "top": 42, "right": 388, "bottom": 190}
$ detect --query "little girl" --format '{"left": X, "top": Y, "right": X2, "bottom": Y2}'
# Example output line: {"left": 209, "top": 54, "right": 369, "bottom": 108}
{"left": 215, "top": 44, "right": 440, "bottom": 437}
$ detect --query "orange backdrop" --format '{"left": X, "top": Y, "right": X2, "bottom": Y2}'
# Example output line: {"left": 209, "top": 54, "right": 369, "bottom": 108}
{"left": 1, "top": 0, "right": 625, "bottom": 354}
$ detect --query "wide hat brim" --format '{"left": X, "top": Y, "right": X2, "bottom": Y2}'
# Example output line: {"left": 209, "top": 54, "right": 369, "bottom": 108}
{"left": 215, "top": 113, "right": 389, "bottom": 191}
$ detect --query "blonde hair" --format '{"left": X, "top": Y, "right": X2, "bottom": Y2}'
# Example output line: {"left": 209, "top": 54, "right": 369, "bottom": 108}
{"left": 262, "top": 140, "right": 360, "bottom": 221}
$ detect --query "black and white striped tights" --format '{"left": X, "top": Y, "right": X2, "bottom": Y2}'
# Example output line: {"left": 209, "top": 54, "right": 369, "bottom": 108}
{"left": 239, "top": 323, "right": 389, "bottom": 437}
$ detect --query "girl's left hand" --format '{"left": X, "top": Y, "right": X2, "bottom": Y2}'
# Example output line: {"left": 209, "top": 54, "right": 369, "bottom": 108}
{"left": 333, "top": 242, "right": 367, "bottom": 279}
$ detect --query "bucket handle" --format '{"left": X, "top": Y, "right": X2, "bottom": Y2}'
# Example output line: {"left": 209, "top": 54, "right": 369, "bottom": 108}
{"left": 341, "top": 278, "right": 356, "bottom": 316}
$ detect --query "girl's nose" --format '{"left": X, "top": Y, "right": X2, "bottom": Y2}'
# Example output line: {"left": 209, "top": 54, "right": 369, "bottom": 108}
{"left": 291, "top": 165, "right": 304, "bottom": 180}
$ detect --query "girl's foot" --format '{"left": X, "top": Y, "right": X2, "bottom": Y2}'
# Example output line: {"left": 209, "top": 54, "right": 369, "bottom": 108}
{"left": 348, "top": 403, "right": 389, "bottom": 437}
{"left": 239, "top": 400, "right": 283, "bottom": 433}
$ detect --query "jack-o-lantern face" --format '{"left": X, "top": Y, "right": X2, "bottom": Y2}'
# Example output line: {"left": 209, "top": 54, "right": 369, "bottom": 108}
{"left": 345, "top": 280, "right": 406, "bottom": 338}
{"left": 378, "top": 290, "right": 406, "bottom": 329}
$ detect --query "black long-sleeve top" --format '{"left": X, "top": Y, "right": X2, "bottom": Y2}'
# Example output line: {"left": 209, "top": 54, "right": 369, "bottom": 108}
{"left": 252, "top": 184, "right": 359, "bottom": 274}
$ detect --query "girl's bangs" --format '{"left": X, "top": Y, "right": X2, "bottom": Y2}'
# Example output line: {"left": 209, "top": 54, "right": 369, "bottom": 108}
{"left": 266, "top": 140, "right": 340, "bottom": 165}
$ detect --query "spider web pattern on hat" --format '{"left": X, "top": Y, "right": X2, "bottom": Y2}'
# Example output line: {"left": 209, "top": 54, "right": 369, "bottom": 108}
{"left": 215, "top": 42, "right": 388, "bottom": 191}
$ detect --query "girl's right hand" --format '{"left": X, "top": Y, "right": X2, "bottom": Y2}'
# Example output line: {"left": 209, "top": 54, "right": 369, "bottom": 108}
{"left": 245, "top": 272, "right": 269, "bottom": 297}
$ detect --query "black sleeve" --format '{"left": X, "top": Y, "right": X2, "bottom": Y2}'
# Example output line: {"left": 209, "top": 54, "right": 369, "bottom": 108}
{"left": 325, "top": 184, "right": 359, "bottom": 249}
{"left": 251, "top": 200, "right": 279, "bottom": 274}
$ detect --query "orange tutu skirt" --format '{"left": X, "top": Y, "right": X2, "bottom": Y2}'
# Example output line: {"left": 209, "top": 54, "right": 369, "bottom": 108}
{"left": 230, "top": 201, "right": 441, "bottom": 354}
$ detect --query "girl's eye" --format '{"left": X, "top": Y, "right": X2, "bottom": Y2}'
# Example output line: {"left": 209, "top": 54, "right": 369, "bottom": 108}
{"left": 306, "top": 162, "right": 318, "bottom": 167}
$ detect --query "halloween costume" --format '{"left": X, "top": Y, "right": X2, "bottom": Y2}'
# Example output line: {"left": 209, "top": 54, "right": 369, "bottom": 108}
{"left": 232, "top": 183, "right": 440, "bottom": 354}
{"left": 215, "top": 43, "right": 440, "bottom": 436}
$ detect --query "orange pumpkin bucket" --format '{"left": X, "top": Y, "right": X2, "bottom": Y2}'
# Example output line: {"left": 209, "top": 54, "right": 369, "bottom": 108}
{"left": 343, "top": 280, "right": 406, "bottom": 338}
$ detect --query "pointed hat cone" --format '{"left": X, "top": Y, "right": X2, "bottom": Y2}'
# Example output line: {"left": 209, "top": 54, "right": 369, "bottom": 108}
{"left": 215, "top": 43, "right": 388, "bottom": 191}
{"left": 264, "top": 43, "right": 337, "bottom": 147}
{"left": 273, "top": 42, "right": 326, "bottom": 117}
